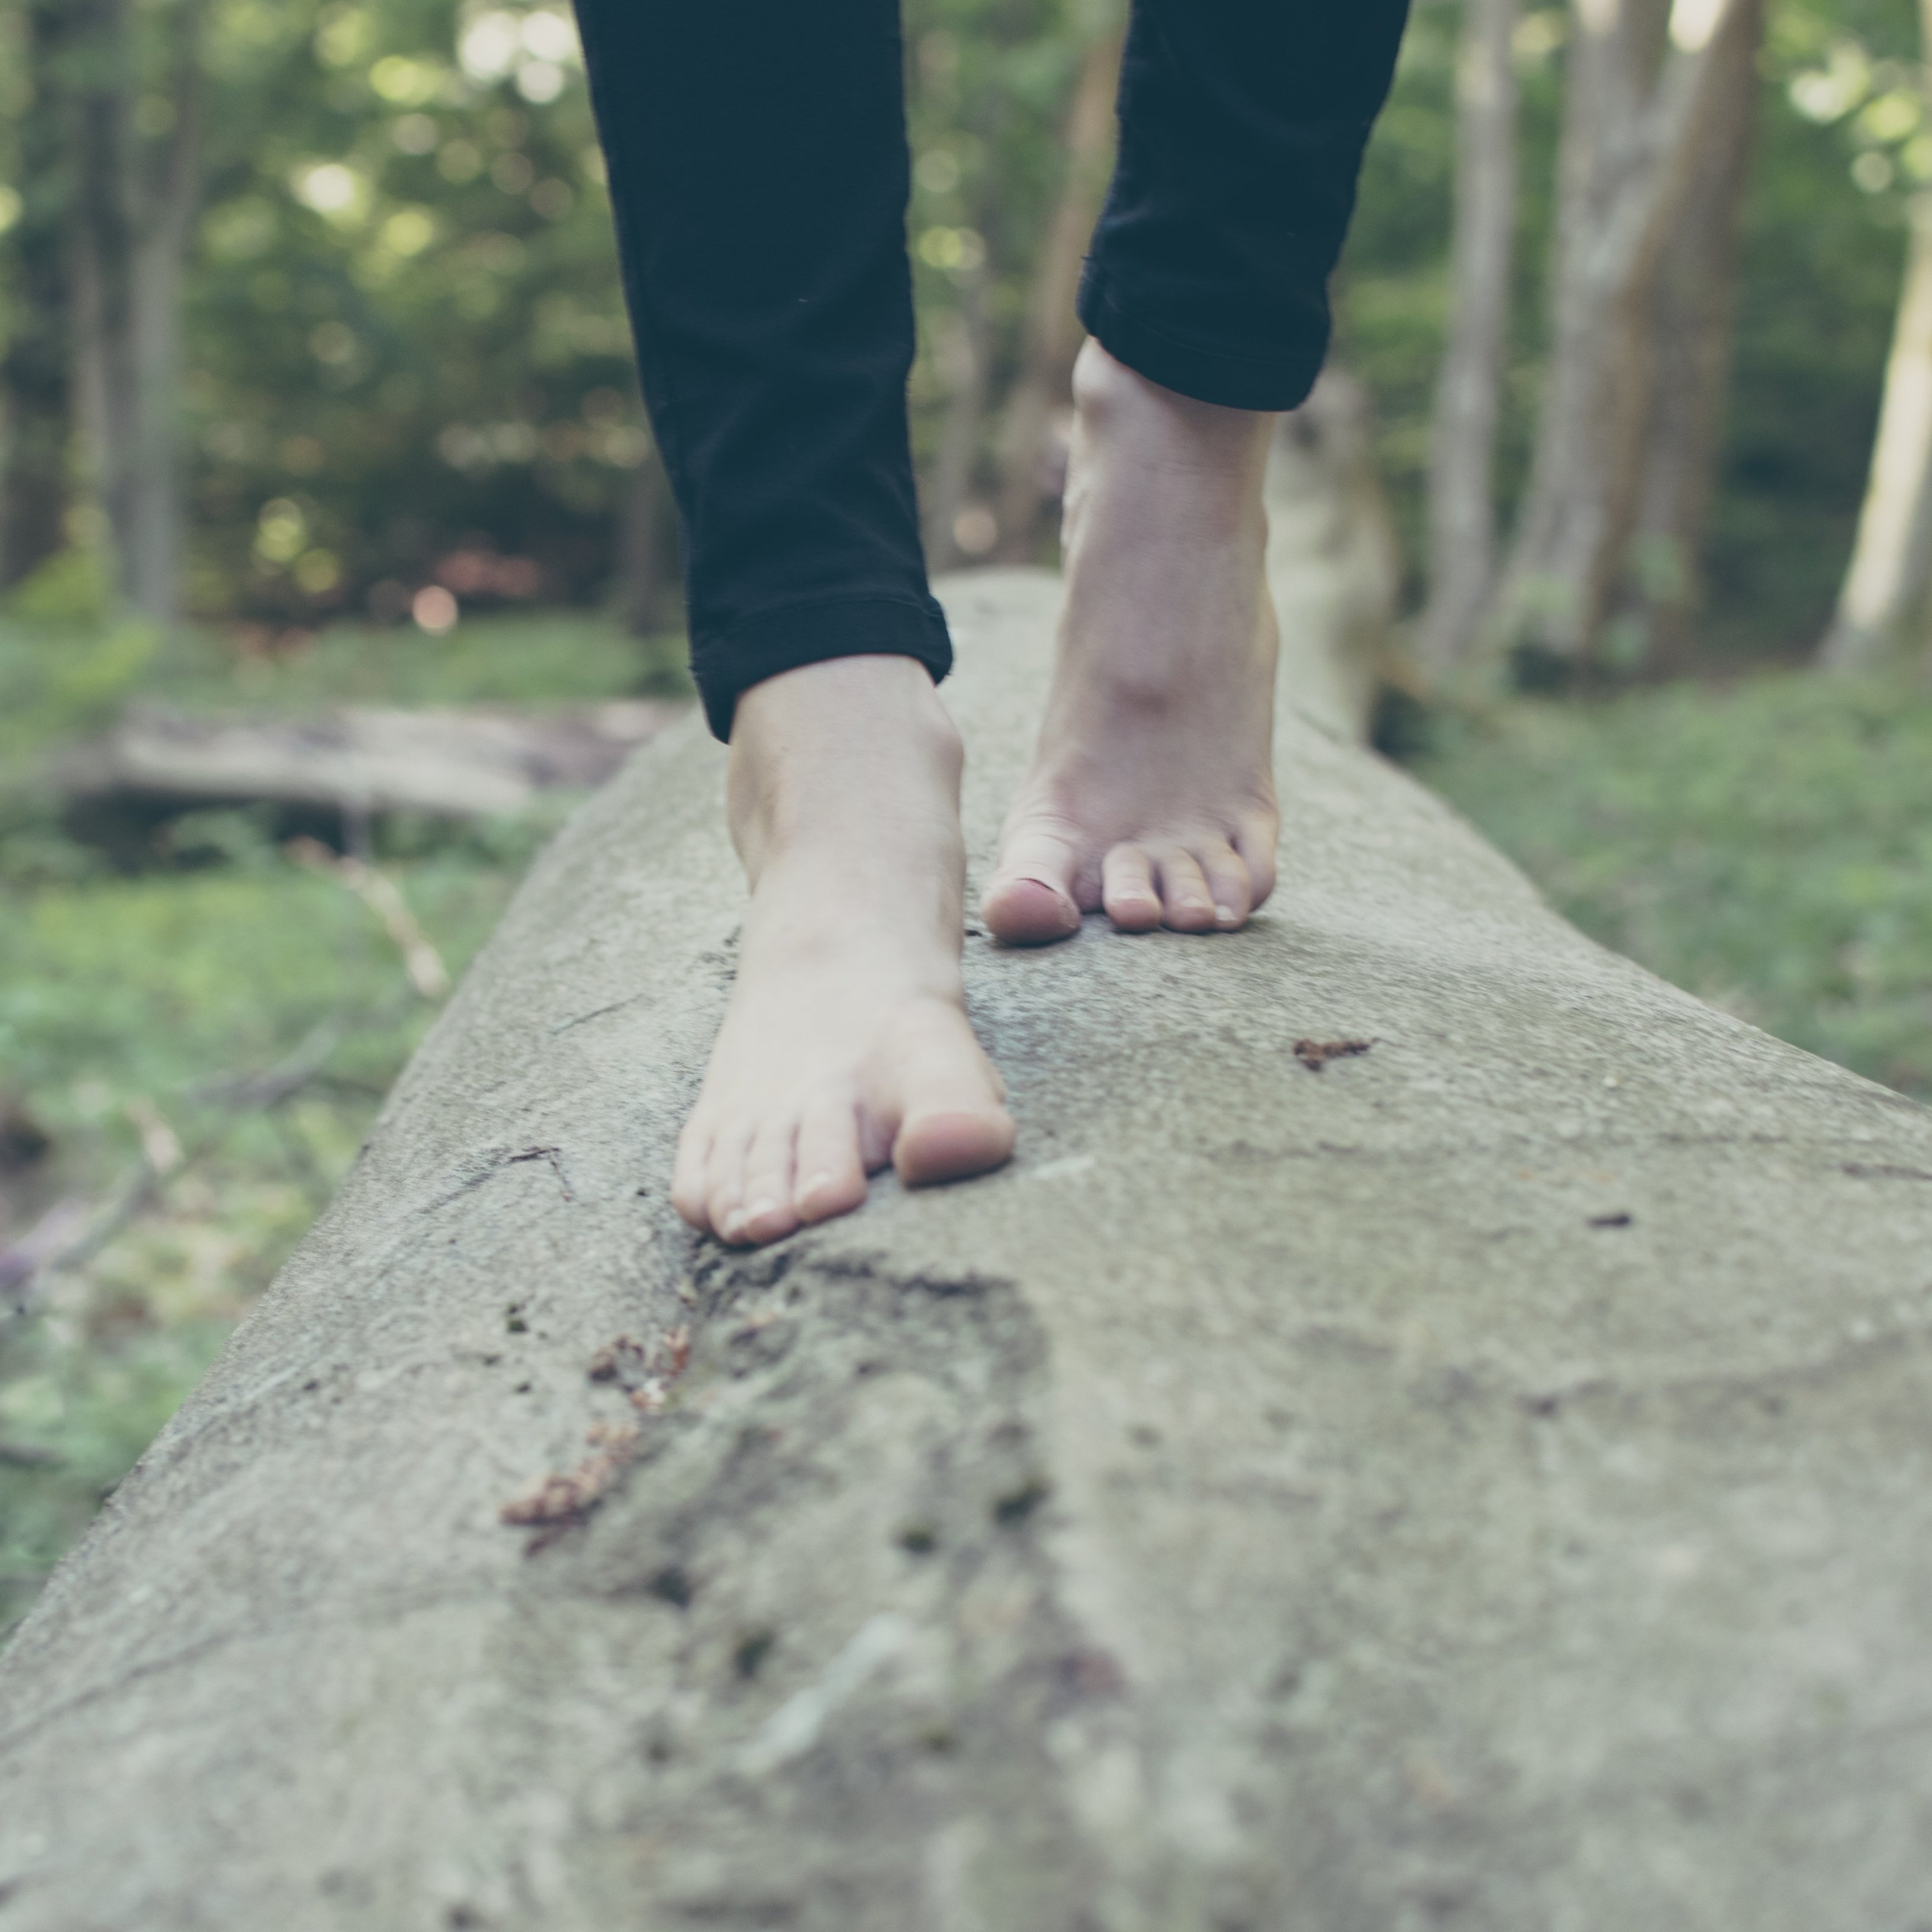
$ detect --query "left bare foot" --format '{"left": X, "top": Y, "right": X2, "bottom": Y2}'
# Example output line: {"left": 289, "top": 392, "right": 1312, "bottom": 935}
{"left": 672, "top": 655, "right": 1013, "bottom": 1248}
{"left": 981, "top": 340, "right": 1280, "bottom": 944}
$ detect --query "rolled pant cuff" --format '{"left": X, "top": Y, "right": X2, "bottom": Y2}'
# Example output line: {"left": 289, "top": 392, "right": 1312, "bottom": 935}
{"left": 690, "top": 593, "right": 955, "bottom": 740}
{"left": 1077, "top": 269, "right": 1328, "bottom": 414}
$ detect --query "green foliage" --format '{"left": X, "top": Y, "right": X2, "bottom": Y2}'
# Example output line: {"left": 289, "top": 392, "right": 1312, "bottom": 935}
{"left": 1339, "top": 0, "right": 1930, "bottom": 656}
{"left": 179, "top": 0, "right": 647, "bottom": 621}
{"left": 902, "top": 0, "right": 1119, "bottom": 474}
{"left": 3, "top": 0, "right": 1916, "bottom": 658}
{"left": 0, "top": 1310, "right": 237, "bottom": 1624}
{"left": 0, "top": 554, "right": 157, "bottom": 759}
{"left": 0, "top": 596, "right": 665, "bottom": 1630}
{"left": 0, "top": 818, "right": 527, "bottom": 1631}
{"left": 1420, "top": 672, "right": 1932, "bottom": 1101}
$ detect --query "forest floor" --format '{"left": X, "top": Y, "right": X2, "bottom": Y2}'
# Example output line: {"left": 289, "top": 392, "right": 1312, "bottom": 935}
{"left": 1, "top": 608, "right": 1928, "bottom": 1634}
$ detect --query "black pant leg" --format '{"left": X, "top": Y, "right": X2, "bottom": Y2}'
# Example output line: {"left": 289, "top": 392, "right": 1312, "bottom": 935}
{"left": 574, "top": 1, "right": 951, "bottom": 740}
{"left": 1079, "top": 0, "right": 1411, "bottom": 412}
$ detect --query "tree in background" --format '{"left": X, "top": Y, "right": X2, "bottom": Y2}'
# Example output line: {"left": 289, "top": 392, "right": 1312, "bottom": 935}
{"left": 1622, "top": 0, "right": 1764, "bottom": 672}
{"left": 1484, "top": 0, "right": 1766, "bottom": 680}
{"left": 1819, "top": 0, "right": 1932, "bottom": 669}
{"left": 0, "top": 0, "right": 76, "bottom": 591}
{"left": 989, "top": 10, "right": 1122, "bottom": 565}
{"left": 1, "top": 0, "right": 1925, "bottom": 679}
{"left": 0, "top": 0, "right": 1124, "bottom": 635}
{"left": 70, "top": 0, "right": 207, "bottom": 628}
{"left": 1418, "top": 0, "right": 1521, "bottom": 675}
{"left": 903, "top": 0, "right": 1123, "bottom": 573}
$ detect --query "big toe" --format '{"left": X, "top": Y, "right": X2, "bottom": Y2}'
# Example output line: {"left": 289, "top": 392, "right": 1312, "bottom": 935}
{"left": 884, "top": 1013, "right": 1016, "bottom": 1187}
{"left": 981, "top": 875, "right": 1080, "bottom": 945}
{"left": 981, "top": 828, "right": 1083, "bottom": 945}
{"left": 896, "top": 1106, "right": 1016, "bottom": 1187}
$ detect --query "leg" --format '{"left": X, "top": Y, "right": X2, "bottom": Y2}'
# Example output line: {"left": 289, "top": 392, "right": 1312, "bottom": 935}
{"left": 982, "top": 0, "right": 1411, "bottom": 942}
{"left": 577, "top": 0, "right": 1013, "bottom": 1244}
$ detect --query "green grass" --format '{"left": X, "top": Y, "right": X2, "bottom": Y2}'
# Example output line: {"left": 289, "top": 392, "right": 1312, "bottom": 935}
{"left": 0, "top": 849, "right": 526, "bottom": 1628}
{"left": 0, "top": 598, "right": 688, "bottom": 1631}
{"left": 1416, "top": 669, "right": 1932, "bottom": 1103}
{"left": 0, "top": 548, "right": 689, "bottom": 774}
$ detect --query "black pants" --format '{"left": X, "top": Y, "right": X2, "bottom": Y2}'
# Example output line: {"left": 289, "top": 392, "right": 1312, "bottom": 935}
{"left": 575, "top": 1, "right": 1411, "bottom": 739}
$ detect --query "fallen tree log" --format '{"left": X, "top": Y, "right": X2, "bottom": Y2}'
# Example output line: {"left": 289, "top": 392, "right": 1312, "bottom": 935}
{"left": 2, "top": 568, "right": 1931, "bottom": 1929}
{"left": 52, "top": 697, "right": 686, "bottom": 821}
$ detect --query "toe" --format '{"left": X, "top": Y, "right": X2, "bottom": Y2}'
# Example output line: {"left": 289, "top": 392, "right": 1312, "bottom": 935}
{"left": 793, "top": 1096, "right": 869, "bottom": 1226}
{"left": 1100, "top": 844, "right": 1163, "bottom": 933}
{"left": 738, "top": 1122, "right": 803, "bottom": 1246}
{"left": 1154, "top": 849, "right": 1217, "bottom": 933}
{"left": 704, "top": 1123, "right": 755, "bottom": 1246}
{"left": 1196, "top": 842, "right": 1254, "bottom": 930}
{"left": 896, "top": 1107, "right": 1016, "bottom": 1186}
{"left": 1234, "top": 810, "right": 1279, "bottom": 911}
{"left": 886, "top": 1016, "right": 1017, "bottom": 1187}
{"left": 981, "top": 827, "right": 1082, "bottom": 946}
{"left": 672, "top": 1116, "right": 712, "bottom": 1231}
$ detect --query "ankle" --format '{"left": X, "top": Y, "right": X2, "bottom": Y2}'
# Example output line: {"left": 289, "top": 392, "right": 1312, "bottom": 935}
{"left": 1071, "top": 340, "right": 1277, "bottom": 476}
{"left": 727, "top": 655, "right": 963, "bottom": 869}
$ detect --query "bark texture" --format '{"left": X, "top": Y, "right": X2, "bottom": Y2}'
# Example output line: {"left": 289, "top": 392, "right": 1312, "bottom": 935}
{"left": 1820, "top": 0, "right": 1932, "bottom": 670}
{"left": 1623, "top": 0, "right": 1762, "bottom": 671}
{"left": 0, "top": 0, "right": 78, "bottom": 591}
{"left": 1267, "top": 365, "right": 1402, "bottom": 740}
{"left": 1491, "top": 0, "right": 1756, "bottom": 671}
{"left": 614, "top": 452, "right": 678, "bottom": 639}
{"left": 2, "top": 567, "right": 1931, "bottom": 1927}
{"left": 993, "top": 24, "right": 1124, "bottom": 563}
{"left": 70, "top": 0, "right": 204, "bottom": 627}
{"left": 1418, "top": 0, "right": 1521, "bottom": 677}
{"left": 921, "top": 266, "right": 993, "bottom": 572}
{"left": 53, "top": 700, "right": 684, "bottom": 820}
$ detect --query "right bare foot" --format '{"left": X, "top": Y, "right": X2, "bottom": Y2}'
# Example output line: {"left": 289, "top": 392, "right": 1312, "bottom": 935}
{"left": 981, "top": 340, "right": 1281, "bottom": 945}
{"left": 671, "top": 655, "right": 1015, "bottom": 1248}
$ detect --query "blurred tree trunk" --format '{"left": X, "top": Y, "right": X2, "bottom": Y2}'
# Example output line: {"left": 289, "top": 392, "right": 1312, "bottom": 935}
{"left": 921, "top": 264, "right": 991, "bottom": 572}
{"left": 1819, "top": 0, "right": 1932, "bottom": 672}
{"left": 0, "top": 0, "right": 79, "bottom": 591}
{"left": 1624, "top": 0, "right": 1763, "bottom": 673}
{"left": 615, "top": 452, "right": 678, "bottom": 637}
{"left": 992, "top": 20, "right": 1123, "bottom": 564}
{"left": 1417, "top": 0, "right": 1521, "bottom": 678}
{"left": 1266, "top": 362, "right": 1403, "bottom": 742}
{"left": 71, "top": 0, "right": 204, "bottom": 629}
{"left": 1487, "top": 0, "right": 1754, "bottom": 677}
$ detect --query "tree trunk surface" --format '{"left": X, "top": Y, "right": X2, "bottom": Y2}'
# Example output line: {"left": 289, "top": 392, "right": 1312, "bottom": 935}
{"left": 1821, "top": 195, "right": 1932, "bottom": 668}
{"left": 1417, "top": 0, "right": 1520, "bottom": 677}
{"left": 1821, "top": 0, "right": 1932, "bottom": 671}
{"left": 0, "top": 1, "right": 79, "bottom": 591}
{"left": 1266, "top": 366, "right": 1401, "bottom": 740}
{"left": 992, "top": 25, "right": 1123, "bottom": 563}
{"left": 921, "top": 266, "right": 993, "bottom": 574}
{"left": 1625, "top": 0, "right": 1763, "bottom": 674}
{"left": 53, "top": 699, "right": 687, "bottom": 821}
{"left": 1491, "top": 0, "right": 1751, "bottom": 671}
{"left": 2, "top": 565, "right": 1931, "bottom": 1927}
{"left": 614, "top": 452, "right": 678, "bottom": 639}
{"left": 71, "top": 0, "right": 143, "bottom": 609}
{"left": 70, "top": 0, "right": 202, "bottom": 629}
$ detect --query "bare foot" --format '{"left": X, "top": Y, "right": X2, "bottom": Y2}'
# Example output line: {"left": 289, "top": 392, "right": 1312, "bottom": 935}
{"left": 981, "top": 340, "right": 1280, "bottom": 944}
{"left": 673, "top": 655, "right": 1015, "bottom": 1248}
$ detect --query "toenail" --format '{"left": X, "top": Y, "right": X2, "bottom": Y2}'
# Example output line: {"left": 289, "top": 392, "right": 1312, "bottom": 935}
{"left": 1214, "top": 904, "right": 1236, "bottom": 922}
{"left": 798, "top": 1170, "right": 833, "bottom": 1203}
{"left": 746, "top": 1196, "right": 778, "bottom": 1225}
{"left": 720, "top": 1208, "right": 747, "bottom": 1241}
